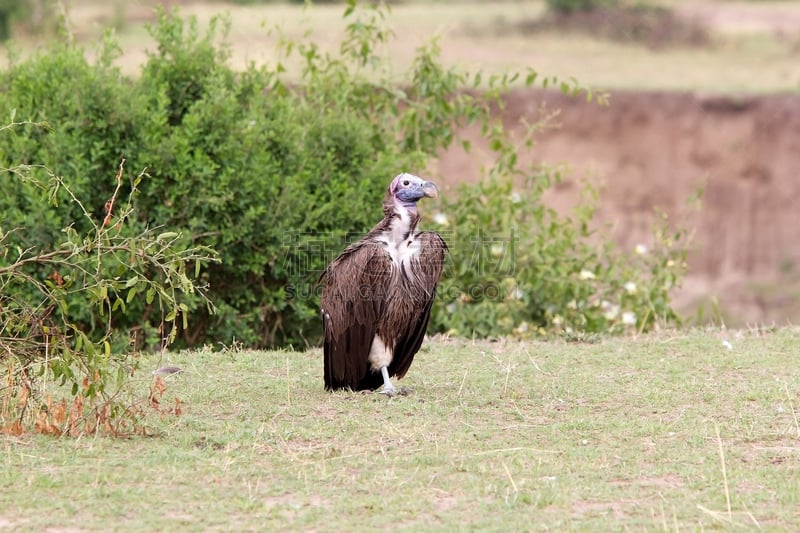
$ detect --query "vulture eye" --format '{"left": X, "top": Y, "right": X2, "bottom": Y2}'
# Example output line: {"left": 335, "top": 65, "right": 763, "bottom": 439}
{"left": 402, "top": 180, "right": 409, "bottom": 186}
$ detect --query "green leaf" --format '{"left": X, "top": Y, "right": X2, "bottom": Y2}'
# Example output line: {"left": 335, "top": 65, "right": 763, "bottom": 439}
{"left": 157, "top": 231, "right": 178, "bottom": 241}
{"left": 343, "top": 0, "right": 356, "bottom": 18}
{"left": 126, "top": 287, "right": 138, "bottom": 303}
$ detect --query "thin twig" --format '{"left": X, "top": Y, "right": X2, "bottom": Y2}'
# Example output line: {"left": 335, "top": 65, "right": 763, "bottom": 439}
{"left": 0, "top": 247, "right": 83, "bottom": 276}
{"left": 503, "top": 356, "right": 511, "bottom": 395}
{"left": 500, "top": 460, "right": 518, "bottom": 494}
{"left": 524, "top": 349, "right": 553, "bottom": 376}
{"left": 742, "top": 500, "right": 762, "bottom": 531}
{"left": 472, "top": 446, "right": 561, "bottom": 456}
{"left": 102, "top": 159, "right": 125, "bottom": 229}
{"left": 783, "top": 383, "right": 800, "bottom": 438}
{"left": 286, "top": 357, "right": 291, "bottom": 406}
{"left": 457, "top": 368, "right": 468, "bottom": 397}
{"left": 697, "top": 504, "right": 730, "bottom": 524}
{"left": 715, "top": 423, "right": 732, "bottom": 522}
{"left": 0, "top": 120, "right": 47, "bottom": 133}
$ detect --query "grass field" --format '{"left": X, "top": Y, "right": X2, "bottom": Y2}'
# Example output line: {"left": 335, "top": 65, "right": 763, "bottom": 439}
{"left": 4, "top": 1, "right": 800, "bottom": 93}
{"left": 3, "top": 328, "right": 799, "bottom": 530}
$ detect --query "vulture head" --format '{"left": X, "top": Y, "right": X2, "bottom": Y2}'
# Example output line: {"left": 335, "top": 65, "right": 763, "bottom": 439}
{"left": 388, "top": 173, "right": 439, "bottom": 209}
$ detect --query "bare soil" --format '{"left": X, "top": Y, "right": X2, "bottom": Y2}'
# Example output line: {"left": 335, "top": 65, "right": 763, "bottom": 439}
{"left": 437, "top": 89, "right": 800, "bottom": 326}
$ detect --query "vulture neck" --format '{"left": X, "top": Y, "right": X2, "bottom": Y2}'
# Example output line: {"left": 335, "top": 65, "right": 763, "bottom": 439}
{"left": 382, "top": 195, "right": 421, "bottom": 244}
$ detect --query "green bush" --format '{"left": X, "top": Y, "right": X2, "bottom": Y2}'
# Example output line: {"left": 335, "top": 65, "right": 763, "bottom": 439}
{"left": 546, "top": 0, "right": 617, "bottom": 14}
{"left": 0, "top": 7, "right": 427, "bottom": 349}
{"left": 1, "top": 157, "right": 217, "bottom": 435}
{"left": 426, "top": 174, "right": 687, "bottom": 338}
{"left": 0, "top": 1, "right": 688, "bottom": 357}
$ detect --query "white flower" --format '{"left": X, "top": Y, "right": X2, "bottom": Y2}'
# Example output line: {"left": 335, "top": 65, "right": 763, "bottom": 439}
{"left": 721, "top": 340, "right": 733, "bottom": 351}
{"left": 635, "top": 244, "right": 648, "bottom": 256}
{"left": 567, "top": 299, "right": 578, "bottom": 310}
{"left": 510, "top": 192, "right": 522, "bottom": 204}
{"left": 490, "top": 244, "right": 504, "bottom": 258}
{"left": 516, "top": 321, "right": 529, "bottom": 333}
{"left": 666, "top": 259, "right": 675, "bottom": 268}
{"left": 513, "top": 288, "right": 525, "bottom": 300}
{"left": 621, "top": 311, "right": 637, "bottom": 326}
{"left": 446, "top": 302, "right": 457, "bottom": 314}
{"left": 601, "top": 300, "right": 619, "bottom": 320}
{"left": 579, "top": 269, "right": 595, "bottom": 280}
{"left": 432, "top": 212, "right": 449, "bottom": 226}
{"left": 552, "top": 315, "right": 563, "bottom": 326}
{"left": 623, "top": 281, "right": 637, "bottom": 294}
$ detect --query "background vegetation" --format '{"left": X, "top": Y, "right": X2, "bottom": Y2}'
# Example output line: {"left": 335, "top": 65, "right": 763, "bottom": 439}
{"left": 0, "top": 155, "right": 217, "bottom": 435}
{"left": 0, "top": 1, "right": 690, "bottom": 432}
{"left": 0, "top": 2, "right": 686, "bottom": 348}
{"left": 546, "top": 0, "right": 616, "bottom": 14}
{"left": 1, "top": 2, "right": 797, "bottom": 530}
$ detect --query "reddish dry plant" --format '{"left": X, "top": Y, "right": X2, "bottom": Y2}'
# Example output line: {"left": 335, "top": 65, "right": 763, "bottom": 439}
{"left": 102, "top": 158, "right": 125, "bottom": 229}
{"left": 48, "top": 270, "right": 64, "bottom": 287}
{"left": 2, "top": 375, "right": 183, "bottom": 437}
{"left": 149, "top": 376, "right": 183, "bottom": 417}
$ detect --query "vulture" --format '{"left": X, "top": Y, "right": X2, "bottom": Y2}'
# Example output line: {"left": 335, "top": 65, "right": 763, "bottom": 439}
{"left": 320, "top": 173, "right": 447, "bottom": 396}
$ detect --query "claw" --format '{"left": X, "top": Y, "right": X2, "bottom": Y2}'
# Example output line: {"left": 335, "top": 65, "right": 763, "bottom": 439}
{"left": 378, "top": 385, "right": 410, "bottom": 397}
{"left": 377, "top": 367, "right": 410, "bottom": 397}
{"left": 378, "top": 386, "right": 398, "bottom": 397}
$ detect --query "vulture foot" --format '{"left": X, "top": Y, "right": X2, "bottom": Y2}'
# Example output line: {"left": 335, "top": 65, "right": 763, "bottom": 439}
{"left": 378, "top": 385, "right": 411, "bottom": 397}
{"left": 377, "top": 367, "right": 410, "bottom": 397}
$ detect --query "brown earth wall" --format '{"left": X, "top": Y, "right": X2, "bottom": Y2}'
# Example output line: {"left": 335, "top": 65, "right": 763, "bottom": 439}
{"left": 436, "top": 90, "right": 800, "bottom": 325}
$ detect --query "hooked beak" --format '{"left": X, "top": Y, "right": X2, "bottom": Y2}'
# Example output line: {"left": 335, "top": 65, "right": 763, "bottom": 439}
{"left": 421, "top": 181, "right": 439, "bottom": 199}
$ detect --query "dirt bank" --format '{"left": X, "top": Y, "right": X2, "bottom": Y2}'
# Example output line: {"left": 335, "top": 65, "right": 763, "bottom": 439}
{"left": 437, "top": 89, "right": 800, "bottom": 325}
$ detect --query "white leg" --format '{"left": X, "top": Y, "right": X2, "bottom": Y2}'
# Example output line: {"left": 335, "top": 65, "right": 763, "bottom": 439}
{"left": 378, "top": 366, "right": 398, "bottom": 396}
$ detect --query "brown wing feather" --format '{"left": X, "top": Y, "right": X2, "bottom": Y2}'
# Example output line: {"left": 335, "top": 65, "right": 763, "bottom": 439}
{"left": 321, "top": 241, "right": 392, "bottom": 390}
{"left": 386, "top": 231, "right": 447, "bottom": 379}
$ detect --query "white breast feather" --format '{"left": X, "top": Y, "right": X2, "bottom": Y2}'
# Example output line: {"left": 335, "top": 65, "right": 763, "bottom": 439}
{"left": 381, "top": 205, "right": 421, "bottom": 275}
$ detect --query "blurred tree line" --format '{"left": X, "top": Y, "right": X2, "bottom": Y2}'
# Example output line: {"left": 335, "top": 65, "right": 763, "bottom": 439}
{"left": 0, "top": 0, "right": 621, "bottom": 43}
{"left": 0, "top": 0, "right": 55, "bottom": 41}
{"left": 546, "top": 0, "right": 616, "bottom": 14}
